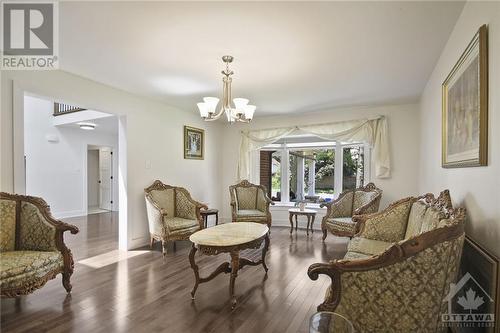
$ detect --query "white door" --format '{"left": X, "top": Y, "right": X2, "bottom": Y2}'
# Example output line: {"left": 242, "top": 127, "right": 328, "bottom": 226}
{"left": 99, "top": 148, "right": 113, "bottom": 210}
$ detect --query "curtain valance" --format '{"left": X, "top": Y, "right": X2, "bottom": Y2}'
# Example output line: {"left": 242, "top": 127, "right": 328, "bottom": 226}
{"left": 238, "top": 116, "right": 390, "bottom": 180}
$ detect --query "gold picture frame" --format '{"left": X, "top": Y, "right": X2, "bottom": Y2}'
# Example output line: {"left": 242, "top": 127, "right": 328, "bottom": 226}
{"left": 442, "top": 24, "right": 488, "bottom": 168}
{"left": 184, "top": 126, "right": 204, "bottom": 160}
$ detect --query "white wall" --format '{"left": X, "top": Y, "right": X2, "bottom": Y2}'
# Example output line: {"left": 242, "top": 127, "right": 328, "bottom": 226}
{"left": 220, "top": 103, "right": 420, "bottom": 227}
{"left": 87, "top": 149, "right": 99, "bottom": 207}
{"left": 1, "top": 70, "right": 223, "bottom": 250}
{"left": 24, "top": 95, "right": 119, "bottom": 218}
{"left": 418, "top": 1, "right": 500, "bottom": 257}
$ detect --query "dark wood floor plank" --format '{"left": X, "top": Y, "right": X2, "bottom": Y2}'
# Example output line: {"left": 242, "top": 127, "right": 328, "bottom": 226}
{"left": 1, "top": 212, "right": 347, "bottom": 333}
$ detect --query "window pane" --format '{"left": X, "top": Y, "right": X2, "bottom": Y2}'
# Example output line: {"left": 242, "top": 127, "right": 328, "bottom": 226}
{"left": 271, "top": 151, "right": 281, "bottom": 201}
{"left": 342, "top": 146, "right": 365, "bottom": 191}
{"left": 314, "top": 149, "right": 335, "bottom": 202}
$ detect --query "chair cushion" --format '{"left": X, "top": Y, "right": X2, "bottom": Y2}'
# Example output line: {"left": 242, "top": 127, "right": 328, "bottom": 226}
{"left": 0, "top": 251, "right": 63, "bottom": 290}
{"left": 347, "top": 237, "right": 392, "bottom": 256}
{"left": 353, "top": 191, "right": 378, "bottom": 211}
{"left": 325, "top": 217, "right": 357, "bottom": 235}
{"left": 237, "top": 209, "right": 266, "bottom": 217}
{"left": 343, "top": 251, "right": 372, "bottom": 260}
{"left": 420, "top": 207, "right": 445, "bottom": 234}
{"left": 236, "top": 187, "right": 257, "bottom": 210}
{"left": 405, "top": 201, "right": 428, "bottom": 239}
{"left": 149, "top": 188, "right": 175, "bottom": 217}
{"left": 0, "top": 199, "right": 17, "bottom": 251}
{"left": 361, "top": 199, "right": 412, "bottom": 242}
{"left": 330, "top": 192, "right": 354, "bottom": 217}
{"left": 163, "top": 217, "right": 199, "bottom": 232}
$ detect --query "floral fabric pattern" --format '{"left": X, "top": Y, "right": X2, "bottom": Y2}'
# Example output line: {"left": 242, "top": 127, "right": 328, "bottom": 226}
{"left": 353, "top": 191, "right": 378, "bottom": 212}
{"left": 324, "top": 217, "right": 357, "bottom": 236}
{"left": 175, "top": 190, "right": 197, "bottom": 220}
{"left": 405, "top": 201, "right": 428, "bottom": 239}
{"left": 236, "top": 187, "right": 257, "bottom": 210}
{"left": 163, "top": 216, "right": 198, "bottom": 232}
{"left": 360, "top": 200, "right": 413, "bottom": 242}
{"left": 0, "top": 199, "right": 17, "bottom": 251}
{"left": 334, "top": 237, "right": 464, "bottom": 333}
{"left": 347, "top": 237, "right": 392, "bottom": 256}
{"left": 327, "top": 192, "right": 354, "bottom": 218}
{"left": 149, "top": 189, "right": 175, "bottom": 217}
{"left": 0, "top": 251, "right": 63, "bottom": 290}
{"left": 19, "top": 202, "right": 57, "bottom": 251}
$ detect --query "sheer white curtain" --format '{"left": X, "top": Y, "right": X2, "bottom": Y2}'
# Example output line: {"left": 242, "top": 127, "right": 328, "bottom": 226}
{"left": 238, "top": 116, "right": 390, "bottom": 180}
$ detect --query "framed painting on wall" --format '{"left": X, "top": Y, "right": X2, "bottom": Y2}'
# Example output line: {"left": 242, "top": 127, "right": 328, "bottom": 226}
{"left": 442, "top": 24, "right": 488, "bottom": 168}
{"left": 184, "top": 126, "right": 204, "bottom": 160}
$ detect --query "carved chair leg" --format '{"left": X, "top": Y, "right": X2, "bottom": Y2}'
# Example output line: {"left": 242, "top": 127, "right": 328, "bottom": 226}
{"left": 173, "top": 241, "right": 177, "bottom": 252}
{"left": 322, "top": 228, "right": 327, "bottom": 241}
{"left": 62, "top": 272, "right": 72, "bottom": 293}
{"left": 150, "top": 236, "right": 155, "bottom": 249}
{"left": 162, "top": 241, "right": 168, "bottom": 256}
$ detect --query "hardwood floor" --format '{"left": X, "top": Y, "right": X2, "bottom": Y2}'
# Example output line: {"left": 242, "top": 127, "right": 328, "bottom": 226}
{"left": 1, "top": 213, "right": 349, "bottom": 333}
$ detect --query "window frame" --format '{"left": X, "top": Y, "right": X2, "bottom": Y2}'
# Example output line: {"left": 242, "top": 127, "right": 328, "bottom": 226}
{"left": 258, "top": 140, "right": 371, "bottom": 204}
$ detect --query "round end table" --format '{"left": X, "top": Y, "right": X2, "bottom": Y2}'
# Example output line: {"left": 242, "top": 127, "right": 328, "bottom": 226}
{"left": 309, "top": 311, "right": 354, "bottom": 333}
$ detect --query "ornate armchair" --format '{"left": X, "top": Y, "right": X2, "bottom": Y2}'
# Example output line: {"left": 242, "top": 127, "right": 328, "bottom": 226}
{"left": 229, "top": 180, "right": 274, "bottom": 228}
{"left": 309, "top": 190, "right": 465, "bottom": 333}
{"left": 145, "top": 180, "right": 207, "bottom": 255}
{"left": 0, "top": 192, "right": 79, "bottom": 297}
{"left": 321, "top": 182, "right": 382, "bottom": 240}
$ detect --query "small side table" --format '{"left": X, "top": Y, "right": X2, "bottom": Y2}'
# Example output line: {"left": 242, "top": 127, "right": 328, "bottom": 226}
{"left": 200, "top": 209, "right": 218, "bottom": 228}
{"left": 288, "top": 208, "right": 317, "bottom": 235}
{"left": 309, "top": 311, "right": 354, "bottom": 333}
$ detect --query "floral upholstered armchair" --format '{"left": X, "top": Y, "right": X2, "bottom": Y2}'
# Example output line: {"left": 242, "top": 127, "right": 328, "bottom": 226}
{"left": 308, "top": 190, "right": 465, "bottom": 333}
{"left": 229, "top": 180, "right": 274, "bottom": 228}
{"left": 321, "top": 182, "right": 382, "bottom": 240}
{"left": 0, "top": 192, "right": 79, "bottom": 297}
{"left": 145, "top": 180, "right": 207, "bottom": 255}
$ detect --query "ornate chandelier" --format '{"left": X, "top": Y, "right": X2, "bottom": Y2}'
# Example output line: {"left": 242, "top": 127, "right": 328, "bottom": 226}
{"left": 197, "top": 55, "right": 255, "bottom": 123}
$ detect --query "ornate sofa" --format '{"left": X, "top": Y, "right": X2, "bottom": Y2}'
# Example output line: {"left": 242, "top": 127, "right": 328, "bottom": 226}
{"left": 0, "top": 192, "right": 79, "bottom": 297}
{"left": 308, "top": 190, "right": 465, "bottom": 333}
{"left": 145, "top": 180, "right": 207, "bottom": 255}
{"left": 321, "top": 183, "right": 382, "bottom": 240}
{"left": 229, "top": 180, "right": 274, "bottom": 228}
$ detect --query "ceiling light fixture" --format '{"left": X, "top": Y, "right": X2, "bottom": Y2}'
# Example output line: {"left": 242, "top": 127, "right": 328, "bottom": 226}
{"left": 78, "top": 122, "right": 96, "bottom": 130}
{"left": 197, "top": 55, "right": 255, "bottom": 123}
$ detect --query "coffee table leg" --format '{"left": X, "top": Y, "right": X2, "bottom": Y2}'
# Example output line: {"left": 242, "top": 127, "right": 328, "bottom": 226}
{"left": 261, "top": 233, "right": 270, "bottom": 272}
{"left": 229, "top": 251, "right": 240, "bottom": 309}
{"left": 289, "top": 213, "right": 293, "bottom": 234}
{"left": 306, "top": 215, "right": 310, "bottom": 235}
{"left": 295, "top": 215, "right": 298, "bottom": 231}
{"left": 189, "top": 244, "right": 200, "bottom": 299}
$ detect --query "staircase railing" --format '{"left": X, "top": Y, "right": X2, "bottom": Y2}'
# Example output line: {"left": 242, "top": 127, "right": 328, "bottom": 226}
{"left": 53, "top": 102, "right": 86, "bottom": 116}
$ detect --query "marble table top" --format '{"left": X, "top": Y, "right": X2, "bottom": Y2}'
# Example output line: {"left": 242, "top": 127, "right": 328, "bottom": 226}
{"left": 288, "top": 208, "right": 317, "bottom": 214}
{"left": 190, "top": 222, "right": 269, "bottom": 247}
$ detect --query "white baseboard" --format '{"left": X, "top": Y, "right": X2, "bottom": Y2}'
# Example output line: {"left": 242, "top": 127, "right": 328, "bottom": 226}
{"left": 53, "top": 210, "right": 86, "bottom": 219}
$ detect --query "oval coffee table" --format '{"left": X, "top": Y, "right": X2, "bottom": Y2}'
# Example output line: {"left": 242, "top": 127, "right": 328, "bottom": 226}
{"left": 189, "top": 222, "right": 270, "bottom": 308}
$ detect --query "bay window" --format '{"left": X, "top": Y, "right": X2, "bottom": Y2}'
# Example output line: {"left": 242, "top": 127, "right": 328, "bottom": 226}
{"left": 259, "top": 136, "right": 370, "bottom": 204}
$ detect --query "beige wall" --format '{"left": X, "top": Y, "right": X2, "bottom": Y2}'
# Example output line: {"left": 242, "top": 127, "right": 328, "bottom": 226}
{"left": 220, "top": 103, "right": 421, "bottom": 224}
{"left": 1, "top": 70, "right": 224, "bottom": 249}
{"left": 418, "top": 1, "right": 500, "bottom": 257}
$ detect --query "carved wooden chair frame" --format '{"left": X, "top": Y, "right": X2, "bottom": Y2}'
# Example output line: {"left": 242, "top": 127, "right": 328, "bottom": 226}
{"left": 144, "top": 180, "right": 207, "bottom": 254}
{"left": 320, "top": 182, "right": 383, "bottom": 239}
{"left": 0, "top": 192, "right": 79, "bottom": 298}
{"left": 309, "top": 190, "right": 465, "bottom": 312}
{"left": 229, "top": 180, "right": 274, "bottom": 228}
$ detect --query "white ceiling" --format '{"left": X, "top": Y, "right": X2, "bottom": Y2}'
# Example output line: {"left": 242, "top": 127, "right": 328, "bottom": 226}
{"left": 58, "top": 113, "right": 118, "bottom": 135}
{"left": 59, "top": 1, "right": 464, "bottom": 116}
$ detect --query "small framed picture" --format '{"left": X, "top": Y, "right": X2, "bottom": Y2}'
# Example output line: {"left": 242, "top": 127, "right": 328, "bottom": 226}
{"left": 184, "top": 126, "right": 204, "bottom": 160}
{"left": 442, "top": 25, "right": 488, "bottom": 168}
